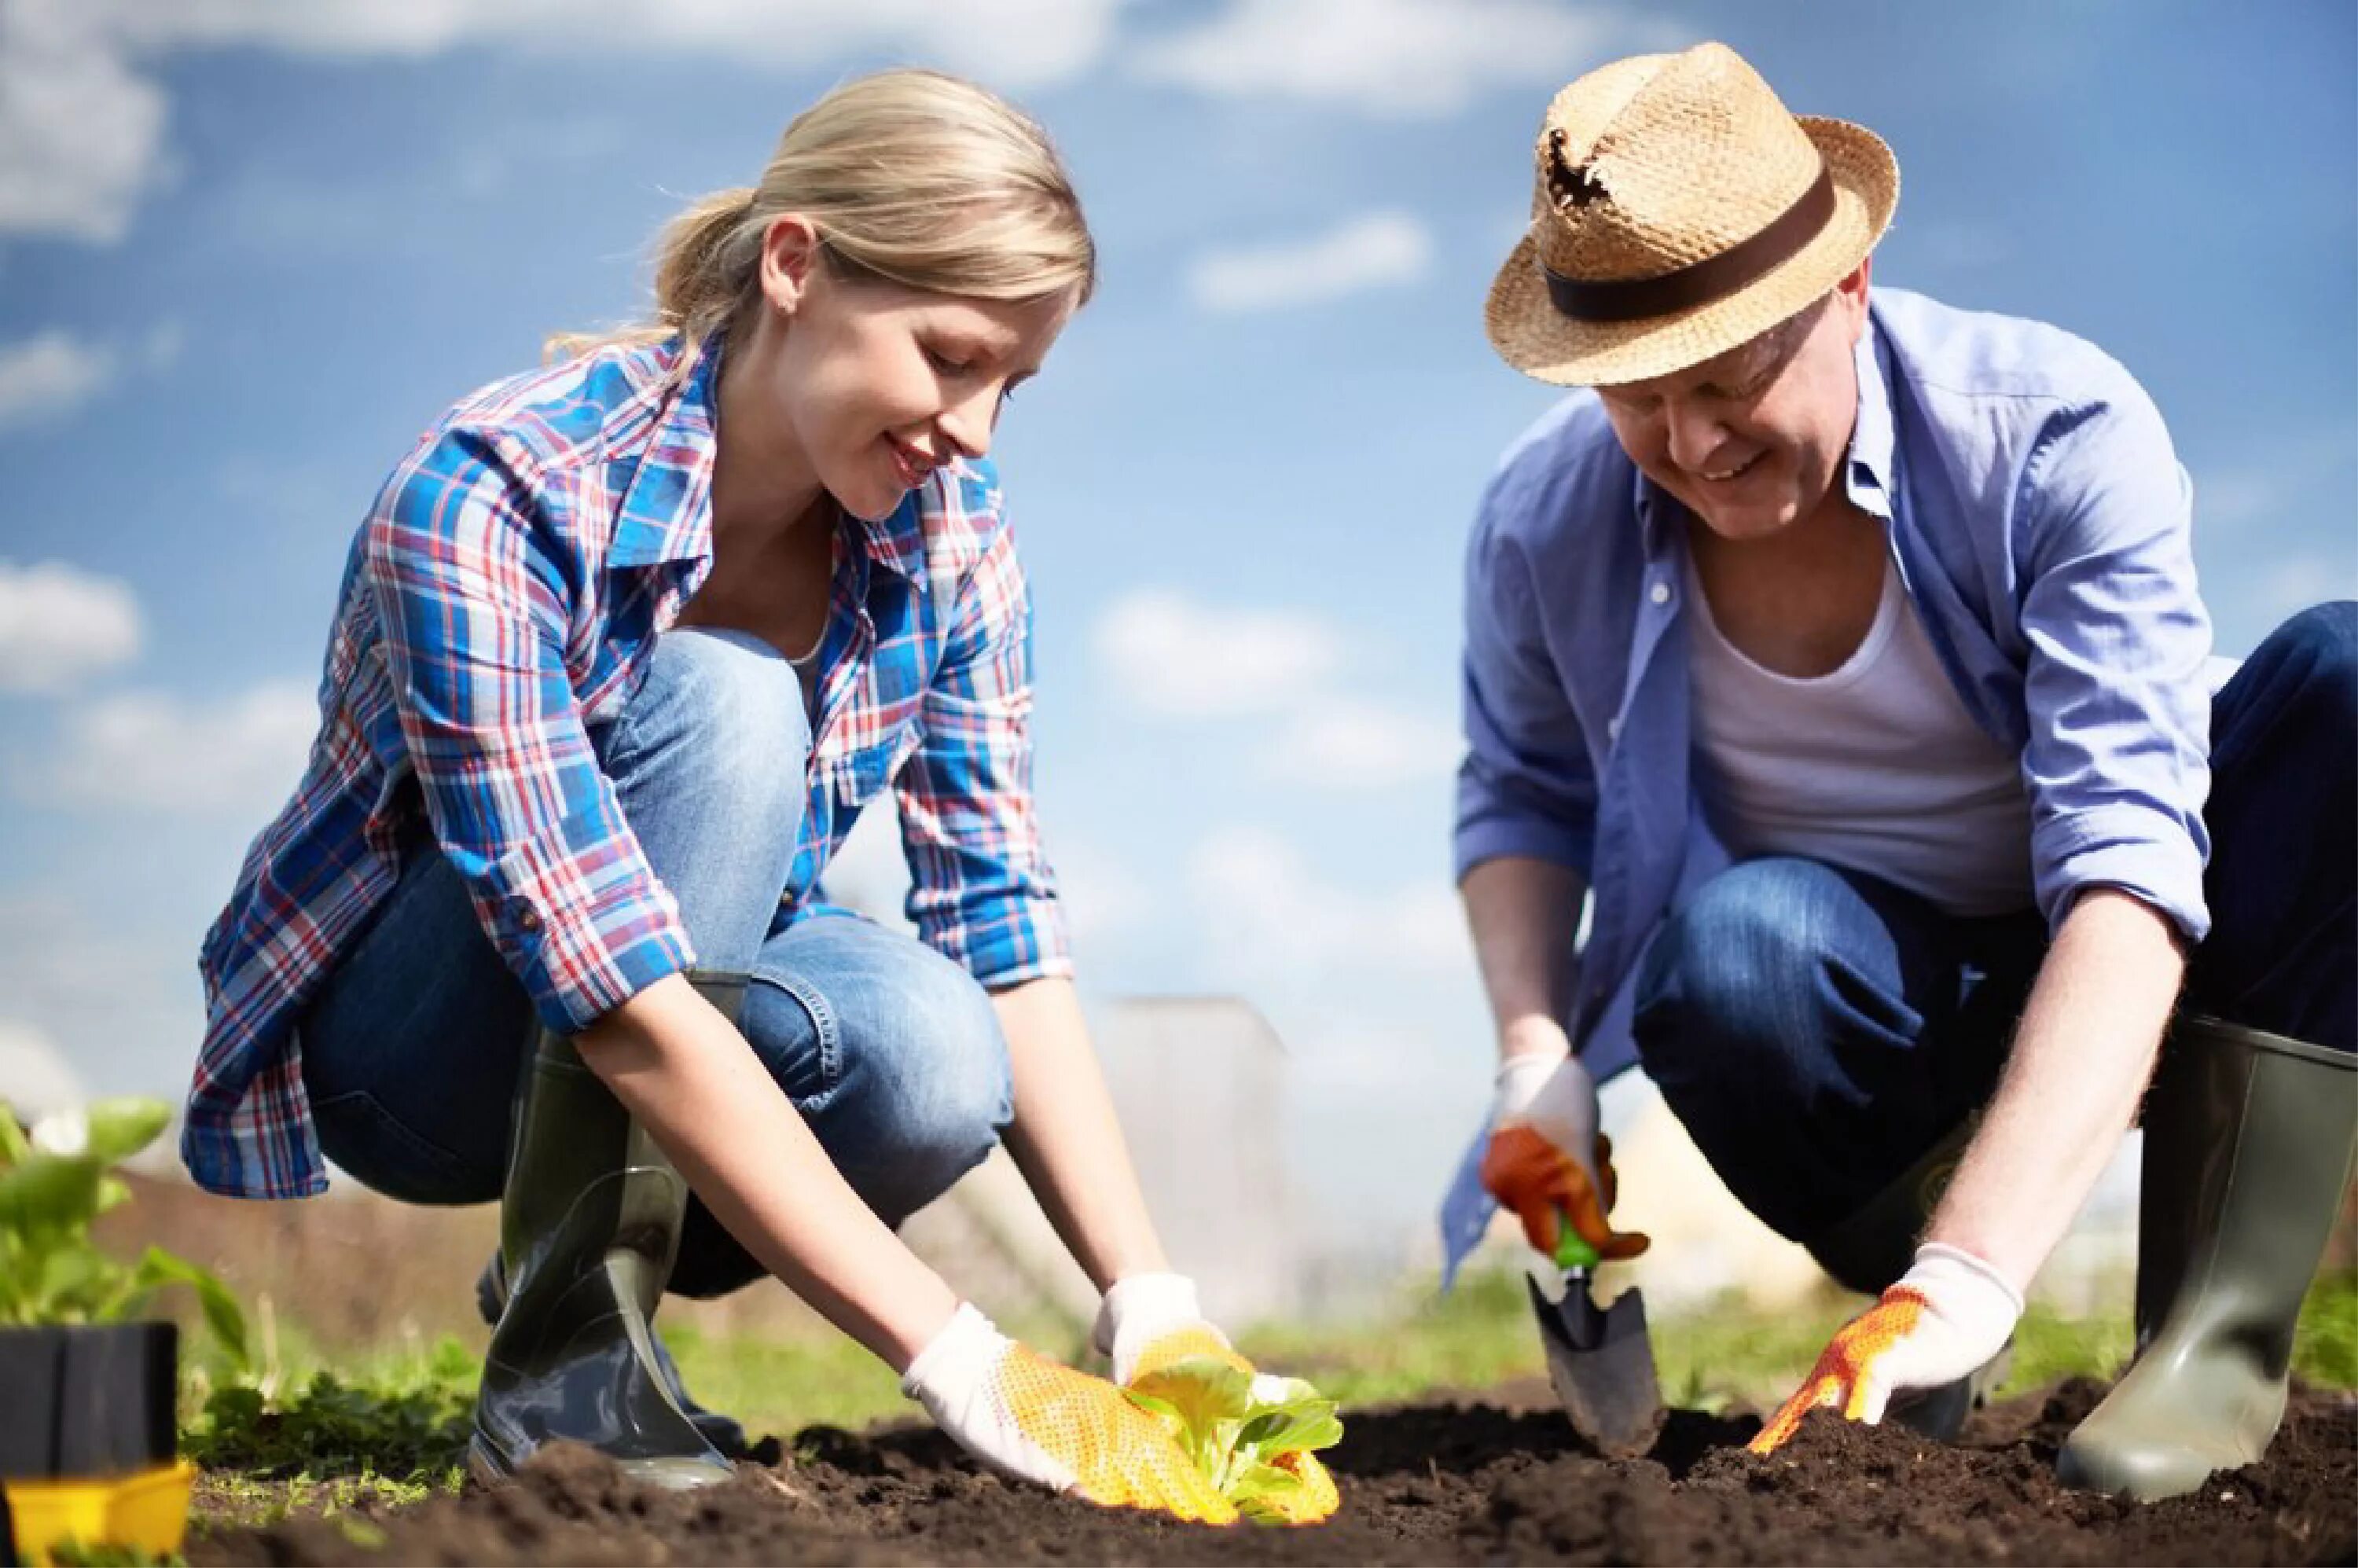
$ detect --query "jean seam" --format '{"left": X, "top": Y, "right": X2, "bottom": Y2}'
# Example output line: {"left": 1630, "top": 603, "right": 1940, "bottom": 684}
{"left": 754, "top": 967, "right": 843, "bottom": 1106}
{"left": 309, "top": 1086, "right": 478, "bottom": 1201}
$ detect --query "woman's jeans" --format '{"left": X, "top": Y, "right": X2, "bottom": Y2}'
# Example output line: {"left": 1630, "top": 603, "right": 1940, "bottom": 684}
{"left": 1632, "top": 601, "right": 2356, "bottom": 1248}
{"left": 295, "top": 628, "right": 1013, "bottom": 1298}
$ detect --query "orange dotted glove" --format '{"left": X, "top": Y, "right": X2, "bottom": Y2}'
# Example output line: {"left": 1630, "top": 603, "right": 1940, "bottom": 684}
{"left": 1748, "top": 1243, "right": 2022, "bottom": 1455}
{"left": 1479, "top": 1053, "right": 1650, "bottom": 1263}
{"left": 1096, "top": 1275, "right": 1342, "bottom": 1526}
{"left": 904, "top": 1302, "right": 1237, "bottom": 1523}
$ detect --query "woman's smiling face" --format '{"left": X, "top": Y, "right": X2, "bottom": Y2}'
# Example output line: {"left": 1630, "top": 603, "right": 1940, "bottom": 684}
{"left": 741, "top": 217, "right": 1077, "bottom": 522}
{"left": 1595, "top": 259, "right": 1872, "bottom": 543}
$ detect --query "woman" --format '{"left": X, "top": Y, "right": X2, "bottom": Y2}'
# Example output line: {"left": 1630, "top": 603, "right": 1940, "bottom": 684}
{"left": 182, "top": 68, "right": 1331, "bottom": 1526}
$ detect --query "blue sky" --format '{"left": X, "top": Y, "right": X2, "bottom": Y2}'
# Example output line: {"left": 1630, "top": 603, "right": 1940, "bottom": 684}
{"left": 1, "top": 0, "right": 2351, "bottom": 1252}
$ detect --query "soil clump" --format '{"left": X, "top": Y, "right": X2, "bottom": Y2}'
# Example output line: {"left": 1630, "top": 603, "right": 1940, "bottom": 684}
{"left": 189, "top": 1379, "right": 2357, "bottom": 1565}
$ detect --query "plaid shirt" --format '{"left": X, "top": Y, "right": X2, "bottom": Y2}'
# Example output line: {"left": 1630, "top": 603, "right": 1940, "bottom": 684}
{"left": 185, "top": 338, "right": 1071, "bottom": 1199}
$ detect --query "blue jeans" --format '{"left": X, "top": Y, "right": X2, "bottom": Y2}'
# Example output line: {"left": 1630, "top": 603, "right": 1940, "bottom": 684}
{"left": 296, "top": 629, "right": 1012, "bottom": 1298}
{"left": 1632, "top": 601, "right": 2356, "bottom": 1248}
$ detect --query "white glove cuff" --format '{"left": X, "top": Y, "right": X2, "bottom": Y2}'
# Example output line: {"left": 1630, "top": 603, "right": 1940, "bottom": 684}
{"left": 901, "top": 1301, "right": 1006, "bottom": 1404}
{"left": 1903, "top": 1243, "right": 2026, "bottom": 1331}
{"left": 1492, "top": 1050, "right": 1571, "bottom": 1120}
{"left": 1092, "top": 1272, "right": 1201, "bottom": 1359}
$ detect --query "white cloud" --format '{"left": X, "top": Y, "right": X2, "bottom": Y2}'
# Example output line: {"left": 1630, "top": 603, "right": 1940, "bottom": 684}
{"left": 35, "top": 679, "right": 317, "bottom": 815}
{"left": 0, "top": 0, "right": 168, "bottom": 243}
{"left": 1133, "top": 0, "right": 1656, "bottom": 118}
{"left": 1, "top": 0, "right": 1123, "bottom": 244}
{"left": 0, "top": 1017, "right": 85, "bottom": 1119}
{"left": 0, "top": 895, "right": 202, "bottom": 1109}
{"left": 1266, "top": 696, "right": 1459, "bottom": 788}
{"left": 1188, "top": 210, "right": 1434, "bottom": 315}
{"left": 1190, "top": 824, "right": 1469, "bottom": 980}
{"left": 0, "top": 558, "right": 143, "bottom": 693}
{"left": 0, "top": 332, "right": 117, "bottom": 428}
{"left": 1092, "top": 588, "right": 1345, "bottom": 719}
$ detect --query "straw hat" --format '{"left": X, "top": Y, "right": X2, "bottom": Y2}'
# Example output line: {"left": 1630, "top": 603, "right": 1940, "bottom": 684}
{"left": 1485, "top": 42, "right": 1897, "bottom": 387}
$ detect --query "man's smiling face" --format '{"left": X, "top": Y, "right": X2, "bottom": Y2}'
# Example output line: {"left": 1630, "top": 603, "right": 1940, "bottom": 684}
{"left": 1595, "top": 259, "right": 1872, "bottom": 543}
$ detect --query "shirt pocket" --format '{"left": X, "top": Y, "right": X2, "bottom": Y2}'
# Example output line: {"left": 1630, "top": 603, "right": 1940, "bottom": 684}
{"left": 826, "top": 718, "right": 926, "bottom": 813}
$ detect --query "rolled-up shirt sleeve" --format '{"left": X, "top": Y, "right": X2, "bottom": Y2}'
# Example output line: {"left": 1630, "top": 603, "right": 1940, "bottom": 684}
{"left": 362, "top": 426, "right": 693, "bottom": 1030}
{"left": 897, "top": 513, "right": 1072, "bottom": 987}
{"left": 1455, "top": 476, "right": 1600, "bottom": 883}
{"left": 2016, "top": 371, "right": 2213, "bottom": 942}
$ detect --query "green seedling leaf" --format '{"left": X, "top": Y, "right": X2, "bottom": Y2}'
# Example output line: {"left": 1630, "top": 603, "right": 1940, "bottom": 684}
{"left": 0, "top": 1153, "right": 105, "bottom": 1236}
{"left": 0, "top": 1105, "right": 29, "bottom": 1164}
{"left": 131, "top": 1245, "right": 251, "bottom": 1365}
{"left": 78, "top": 1099, "right": 172, "bottom": 1166}
{"left": 1123, "top": 1355, "right": 1343, "bottom": 1524}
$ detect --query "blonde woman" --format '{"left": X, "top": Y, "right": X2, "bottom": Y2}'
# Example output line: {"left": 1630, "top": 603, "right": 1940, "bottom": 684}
{"left": 182, "top": 70, "right": 1331, "bottom": 1526}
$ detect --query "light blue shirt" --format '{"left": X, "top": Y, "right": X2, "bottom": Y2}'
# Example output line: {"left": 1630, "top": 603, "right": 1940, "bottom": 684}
{"left": 1455, "top": 286, "right": 2213, "bottom": 1087}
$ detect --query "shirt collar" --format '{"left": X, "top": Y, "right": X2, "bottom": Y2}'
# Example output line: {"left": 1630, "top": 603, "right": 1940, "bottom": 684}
{"left": 608, "top": 338, "right": 722, "bottom": 571}
{"left": 854, "top": 483, "right": 932, "bottom": 584}
{"left": 1844, "top": 310, "right": 1897, "bottom": 520}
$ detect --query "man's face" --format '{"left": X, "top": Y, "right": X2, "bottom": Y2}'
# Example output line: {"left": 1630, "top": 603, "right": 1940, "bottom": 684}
{"left": 1595, "top": 261, "right": 1871, "bottom": 543}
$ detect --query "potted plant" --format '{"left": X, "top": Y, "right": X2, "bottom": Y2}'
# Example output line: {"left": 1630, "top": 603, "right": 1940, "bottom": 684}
{"left": 0, "top": 1097, "right": 246, "bottom": 1566}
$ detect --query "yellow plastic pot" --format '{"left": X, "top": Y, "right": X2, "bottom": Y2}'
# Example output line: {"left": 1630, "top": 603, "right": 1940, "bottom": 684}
{"left": 2, "top": 1459, "right": 195, "bottom": 1566}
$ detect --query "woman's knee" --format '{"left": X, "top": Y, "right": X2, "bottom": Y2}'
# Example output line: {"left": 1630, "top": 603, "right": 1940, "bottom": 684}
{"left": 752, "top": 926, "right": 1012, "bottom": 1221}
{"left": 612, "top": 629, "right": 810, "bottom": 816}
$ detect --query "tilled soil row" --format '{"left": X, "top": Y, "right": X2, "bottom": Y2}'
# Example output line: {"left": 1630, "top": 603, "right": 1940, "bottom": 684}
{"left": 190, "top": 1378, "right": 2358, "bottom": 1566}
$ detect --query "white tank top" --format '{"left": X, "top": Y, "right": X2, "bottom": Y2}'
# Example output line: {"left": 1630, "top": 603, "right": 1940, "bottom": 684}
{"left": 1684, "top": 550, "right": 2035, "bottom": 917}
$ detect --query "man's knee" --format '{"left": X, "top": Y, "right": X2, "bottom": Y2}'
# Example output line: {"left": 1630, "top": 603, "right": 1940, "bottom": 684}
{"left": 1634, "top": 857, "right": 1849, "bottom": 1079}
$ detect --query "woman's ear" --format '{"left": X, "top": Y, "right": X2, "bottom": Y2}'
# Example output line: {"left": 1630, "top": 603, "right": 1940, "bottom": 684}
{"left": 758, "top": 215, "right": 823, "bottom": 318}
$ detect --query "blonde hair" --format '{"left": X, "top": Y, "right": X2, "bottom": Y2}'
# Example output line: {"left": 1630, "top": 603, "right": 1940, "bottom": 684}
{"left": 549, "top": 69, "right": 1094, "bottom": 362}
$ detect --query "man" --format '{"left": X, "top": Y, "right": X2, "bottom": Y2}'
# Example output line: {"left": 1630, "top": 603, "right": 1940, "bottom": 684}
{"left": 1453, "top": 40, "right": 2353, "bottom": 1502}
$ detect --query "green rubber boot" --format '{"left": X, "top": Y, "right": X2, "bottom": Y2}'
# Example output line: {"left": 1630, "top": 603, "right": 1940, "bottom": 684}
{"left": 469, "top": 973, "right": 747, "bottom": 1490}
{"left": 1805, "top": 1115, "right": 2009, "bottom": 1441}
{"left": 2057, "top": 1016, "right": 2357, "bottom": 1502}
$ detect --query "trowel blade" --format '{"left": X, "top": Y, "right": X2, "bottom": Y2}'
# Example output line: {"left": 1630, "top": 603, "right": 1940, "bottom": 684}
{"left": 1526, "top": 1272, "right": 1665, "bottom": 1459}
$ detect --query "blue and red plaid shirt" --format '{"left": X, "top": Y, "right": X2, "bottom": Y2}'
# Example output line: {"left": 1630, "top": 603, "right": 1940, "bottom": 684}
{"left": 185, "top": 337, "right": 1071, "bottom": 1199}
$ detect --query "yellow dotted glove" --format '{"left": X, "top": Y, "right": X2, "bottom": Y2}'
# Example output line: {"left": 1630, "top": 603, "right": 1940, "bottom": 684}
{"left": 1097, "top": 1275, "right": 1342, "bottom": 1526}
{"left": 904, "top": 1303, "right": 1236, "bottom": 1523}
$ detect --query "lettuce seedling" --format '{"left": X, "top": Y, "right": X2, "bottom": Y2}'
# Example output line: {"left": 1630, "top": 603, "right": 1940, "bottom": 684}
{"left": 1123, "top": 1357, "right": 1343, "bottom": 1523}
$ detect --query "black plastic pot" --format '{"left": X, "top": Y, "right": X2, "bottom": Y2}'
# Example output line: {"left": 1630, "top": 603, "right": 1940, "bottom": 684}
{"left": 0, "top": 1322, "right": 178, "bottom": 1481}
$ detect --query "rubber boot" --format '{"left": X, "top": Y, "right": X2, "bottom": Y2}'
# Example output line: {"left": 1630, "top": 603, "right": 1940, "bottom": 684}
{"left": 476, "top": 1250, "right": 749, "bottom": 1459}
{"left": 1804, "top": 1115, "right": 2009, "bottom": 1441}
{"left": 470, "top": 973, "right": 749, "bottom": 1489}
{"left": 2057, "top": 1016, "right": 2357, "bottom": 1502}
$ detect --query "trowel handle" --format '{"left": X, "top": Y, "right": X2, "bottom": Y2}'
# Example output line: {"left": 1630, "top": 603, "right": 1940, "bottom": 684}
{"left": 1552, "top": 1208, "right": 1601, "bottom": 1272}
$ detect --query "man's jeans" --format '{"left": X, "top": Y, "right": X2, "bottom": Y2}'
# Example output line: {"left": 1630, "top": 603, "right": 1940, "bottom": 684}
{"left": 295, "top": 628, "right": 1013, "bottom": 1297}
{"left": 1632, "top": 600, "right": 2356, "bottom": 1249}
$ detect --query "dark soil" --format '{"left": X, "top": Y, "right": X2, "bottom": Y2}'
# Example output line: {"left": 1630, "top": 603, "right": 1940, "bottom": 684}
{"left": 189, "top": 1379, "right": 2358, "bottom": 1566}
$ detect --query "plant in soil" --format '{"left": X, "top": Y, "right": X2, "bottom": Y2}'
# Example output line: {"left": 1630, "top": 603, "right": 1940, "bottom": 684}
{"left": 1122, "top": 1357, "right": 1342, "bottom": 1522}
{"left": 1, "top": 1098, "right": 251, "bottom": 1565}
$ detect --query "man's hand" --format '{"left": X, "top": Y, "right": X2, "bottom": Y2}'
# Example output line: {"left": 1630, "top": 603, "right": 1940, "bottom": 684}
{"left": 1748, "top": 1244, "right": 2022, "bottom": 1454}
{"left": 1479, "top": 1052, "right": 1650, "bottom": 1262}
{"left": 1094, "top": 1274, "right": 1342, "bottom": 1525}
{"left": 903, "top": 1302, "right": 1237, "bottom": 1523}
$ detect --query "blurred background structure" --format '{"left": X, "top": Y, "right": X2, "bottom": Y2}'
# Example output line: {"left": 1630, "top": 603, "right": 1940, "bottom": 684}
{"left": 1, "top": 0, "right": 2352, "bottom": 1340}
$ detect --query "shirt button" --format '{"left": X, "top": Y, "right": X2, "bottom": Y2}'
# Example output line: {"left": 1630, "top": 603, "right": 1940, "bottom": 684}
{"left": 1649, "top": 581, "right": 1672, "bottom": 606}
{"left": 516, "top": 906, "right": 542, "bottom": 932}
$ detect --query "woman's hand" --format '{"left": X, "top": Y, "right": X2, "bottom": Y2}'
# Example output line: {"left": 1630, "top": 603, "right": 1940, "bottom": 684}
{"left": 1094, "top": 1274, "right": 1342, "bottom": 1525}
{"left": 903, "top": 1304, "right": 1238, "bottom": 1523}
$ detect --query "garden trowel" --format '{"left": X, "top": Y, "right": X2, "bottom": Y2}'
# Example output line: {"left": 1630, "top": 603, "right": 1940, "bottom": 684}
{"left": 1526, "top": 1221, "right": 1664, "bottom": 1458}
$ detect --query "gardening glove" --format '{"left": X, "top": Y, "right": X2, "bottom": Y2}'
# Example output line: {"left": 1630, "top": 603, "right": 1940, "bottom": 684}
{"left": 1747, "top": 1243, "right": 2022, "bottom": 1454}
{"left": 903, "top": 1302, "right": 1236, "bottom": 1523}
{"left": 1095, "top": 1274, "right": 1342, "bottom": 1526}
{"left": 1479, "top": 1052, "right": 1650, "bottom": 1263}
